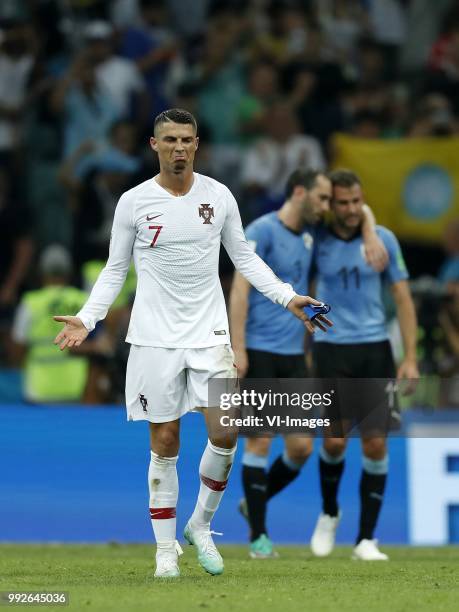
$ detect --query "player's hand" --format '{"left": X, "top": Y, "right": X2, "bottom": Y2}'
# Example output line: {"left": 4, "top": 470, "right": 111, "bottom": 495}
{"left": 287, "top": 295, "right": 333, "bottom": 334}
{"left": 233, "top": 347, "right": 249, "bottom": 379}
{"left": 364, "top": 234, "right": 389, "bottom": 272}
{"left": 53, "top": 315, "right": 89, "bottom": 351}
{"left": 396, "top": 359, "right": 419, "bottom": 395}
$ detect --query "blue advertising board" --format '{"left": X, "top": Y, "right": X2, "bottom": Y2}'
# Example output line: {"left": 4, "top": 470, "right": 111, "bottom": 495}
{"left": 0, "top": 404, "right": 409, "bottom": 544}
{"left": 0, "top": 405, "right": 457, "bottom": 544}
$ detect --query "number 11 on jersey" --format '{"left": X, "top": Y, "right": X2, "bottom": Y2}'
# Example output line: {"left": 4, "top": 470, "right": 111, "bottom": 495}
{"left": 149, "top": 225, "right": 163, "bottom": 247}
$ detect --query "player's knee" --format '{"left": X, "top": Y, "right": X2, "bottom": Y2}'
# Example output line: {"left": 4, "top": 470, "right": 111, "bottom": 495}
{"left": 286, "top": 450, "right": 309, "bottom": 467}
{"left": 324, "top": 438, "right": 347, "bottom": 457}
{"left": 362, "top": 437, "right": 386, "bottom": 460}
{"left": 286, "top": 438, "right": 313, "bottom": 465}
{"left": 209, "top": 432, "right": 238, "bottom": 450}
{"left": 153, "top": 427, "right": 179, "bottom": 455}
{"left": 246, "top": 437, "right": 271, "bottom": 457}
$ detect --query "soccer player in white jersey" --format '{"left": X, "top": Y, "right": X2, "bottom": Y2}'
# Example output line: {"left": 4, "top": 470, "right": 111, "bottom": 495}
{"left": 52, "top": 109, "right": 332, "bottom": 578}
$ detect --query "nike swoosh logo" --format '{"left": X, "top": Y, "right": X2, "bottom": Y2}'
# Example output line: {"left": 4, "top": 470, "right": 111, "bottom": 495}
{"left": 146, "top": 214, "right": 163, "bottom": 221}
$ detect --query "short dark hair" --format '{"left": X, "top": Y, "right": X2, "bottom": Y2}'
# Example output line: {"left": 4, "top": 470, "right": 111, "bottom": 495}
{"left": 154, "top": 108, "right": 197, "bottom": 135}
{"left": 285, "top": 169, "right": 323, "bottom": 198}
{"left": 328, "top": 169, "right": 361, "bottom": 189}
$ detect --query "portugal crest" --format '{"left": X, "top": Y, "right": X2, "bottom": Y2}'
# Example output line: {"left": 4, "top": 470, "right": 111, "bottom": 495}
{"left": 198, "top": 203, "right": 214, "bottom": 224}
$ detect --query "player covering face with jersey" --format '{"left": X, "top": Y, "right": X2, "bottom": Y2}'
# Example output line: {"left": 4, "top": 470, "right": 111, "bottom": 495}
{"left": 52, "top": 109, "right": 332, "bottom": 578}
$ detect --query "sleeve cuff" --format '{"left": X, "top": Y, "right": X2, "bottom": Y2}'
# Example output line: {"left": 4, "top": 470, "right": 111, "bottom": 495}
{"left": 76, "top": 311, "right": 94, "bottom": 332}
{"left": 280, "top": 286, "right": 297, "bottom": 308}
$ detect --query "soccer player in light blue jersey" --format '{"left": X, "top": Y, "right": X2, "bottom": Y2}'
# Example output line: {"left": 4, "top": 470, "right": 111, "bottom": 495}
{"left": 310, "top": 169, "right": 419, "bottom": 561}
{"left": 229, "top": 169, "right": 388, "bottom": 558}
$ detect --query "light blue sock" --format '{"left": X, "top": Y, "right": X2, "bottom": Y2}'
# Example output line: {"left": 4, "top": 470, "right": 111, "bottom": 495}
{"left": 362, "top": 455, "right": 389, "bottom": 475}
{"left": 320, "top": 446, "right": 346, "bottom": 465}
{"left": 282, "top": 450, "right": 303, "bottom": 471}
{"left": 242, "top": 451, "right": 269, "bottom": 469}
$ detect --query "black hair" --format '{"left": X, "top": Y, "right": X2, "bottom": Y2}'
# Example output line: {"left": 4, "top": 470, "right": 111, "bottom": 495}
{"left": 285, "top": 169, "right": 324, "bottom": 198}
{"left": 153, "top": 108, "right": 197, "bottom": 135}
{"left": 328, "top": 169, "right": 361, "bottom": 189}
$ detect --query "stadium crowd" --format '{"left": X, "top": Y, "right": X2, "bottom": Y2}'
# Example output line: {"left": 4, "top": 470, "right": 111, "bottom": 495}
{"left": 1, "top": 0, "right": 459, "bottom": 402}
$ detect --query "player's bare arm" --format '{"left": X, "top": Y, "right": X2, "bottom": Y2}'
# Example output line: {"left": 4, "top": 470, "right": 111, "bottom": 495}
{"left": 391, "top": 280, "right": 419, "bottom": 393}
{"left": 361, "top": 204, "right": 389, "bottom": 272}
{"left": 228, "top": 272, "right": 250, "bottom": 378}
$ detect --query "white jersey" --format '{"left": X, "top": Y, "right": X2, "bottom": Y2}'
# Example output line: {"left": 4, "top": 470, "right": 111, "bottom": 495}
{"left": 77, "top": 173, "right": 296, "bottom": 348}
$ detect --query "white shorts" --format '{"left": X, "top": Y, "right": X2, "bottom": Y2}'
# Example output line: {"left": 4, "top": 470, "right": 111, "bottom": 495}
{"left": 125, "top": 344, "right": 237, "bottom": 423}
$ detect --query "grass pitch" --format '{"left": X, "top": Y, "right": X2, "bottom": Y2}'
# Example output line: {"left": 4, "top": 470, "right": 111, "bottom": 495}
{"left": 0, "top": 544, "right": 458, "bottom": 612}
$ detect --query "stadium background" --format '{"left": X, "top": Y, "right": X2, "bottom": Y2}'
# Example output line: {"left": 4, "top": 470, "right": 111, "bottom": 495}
{"left": 1, "top": 0, "right": 459, "bottom": 546}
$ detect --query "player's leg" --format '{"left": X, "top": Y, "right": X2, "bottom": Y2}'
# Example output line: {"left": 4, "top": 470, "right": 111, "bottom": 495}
{"left": 311, "top": 342, "right": 349, "bottom": 556}
{"left": 241, "top": 436, "right": 276, "bottom": 558}
{"left": 125, "top": 345, "right": 187, "bottom": 578}
{"left": 239, "top": 348, "right": 278, "bottom": 556}
{"left": 352, "top": 340, "right": 394, "bottom": 560}
{"left": 312, "top": 342, "right": 348, "bottom": 518}
{"left": 319, "top": 437, "right": 347, "bottom": 517}
{"left": 148, "top": 420, "right": 181, "bottom": 576}
{"left": 184, "top": 345, "right": 238, "bottom": 575}
{"left": 352, "top": 436, "right": 389, "bottom": 561}
{"left": 311, "top": 436, "right": 347, "bottom": 557}
{"left": 268, "top": 435, "right": 313, "bottom": 500}
{"left": 266, "top": 353, "right": 310, "bottom": 500}
{"left": 189, "top": 420, "right": 238, "bottom": 531}
{"left": 183, "top": 413, "right": 237, "bottom": 575}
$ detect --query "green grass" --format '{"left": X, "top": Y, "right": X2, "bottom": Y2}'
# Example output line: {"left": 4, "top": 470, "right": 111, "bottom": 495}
{"left": 0, "top": 544, "right": 458, "bottom": 612}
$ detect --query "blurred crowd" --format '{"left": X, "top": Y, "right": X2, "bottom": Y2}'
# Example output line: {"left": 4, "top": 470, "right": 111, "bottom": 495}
{"left": 2, "top": 0, "right": 459, "bottom": 403}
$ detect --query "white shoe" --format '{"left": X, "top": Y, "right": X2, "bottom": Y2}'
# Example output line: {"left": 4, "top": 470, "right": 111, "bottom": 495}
{"left": 184, "top": 521, "right": 224, "bottom": 575}
{"left": 352, "top": 539, "right": 388, "bottom": 561}
{"left": 310, "top": 512, "right": 341, "bottom": 557}
{"left": 154, "top": 541, "right": 183, "bottom": 578}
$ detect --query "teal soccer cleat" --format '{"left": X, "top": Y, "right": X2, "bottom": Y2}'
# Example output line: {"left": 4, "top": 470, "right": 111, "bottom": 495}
{"left": 184, "top": 522, "right": 224, "bottom": 575}
{"left": 249, "top": 534, "right": 278, "bottom": 559}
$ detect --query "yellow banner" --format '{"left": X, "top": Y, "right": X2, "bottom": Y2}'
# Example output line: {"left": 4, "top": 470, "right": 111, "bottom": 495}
{"left": 332, "top": 134, "right": 459, "bottom": 242}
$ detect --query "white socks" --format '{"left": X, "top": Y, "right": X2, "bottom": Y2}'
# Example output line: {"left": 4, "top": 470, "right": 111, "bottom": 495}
{"left": 148, "top": 451, "right": 179, "bottom": 547}
{"left": 149, "top": 441, "right": 236, "bottom": 544}
{"left": 190, "top": 440, "right": 237, "bottom": 528}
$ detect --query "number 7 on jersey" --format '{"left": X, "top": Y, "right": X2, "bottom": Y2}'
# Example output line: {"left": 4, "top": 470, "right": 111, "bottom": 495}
{"left": 149, "top": 225, "right": 163, "bottom": 247}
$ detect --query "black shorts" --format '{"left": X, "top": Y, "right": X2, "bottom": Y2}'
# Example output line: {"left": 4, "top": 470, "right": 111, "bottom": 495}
{"left": 243, "top": 349, "right": 309, "bottom": 439}
{"left": 313, "top": 341, "right": 397, "bottom": 436}
{"left": 313, "top": 340, "right": 396, "bottom": 379}
{"left": 246, "top": 349, "right": 307, "bottom": 378}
